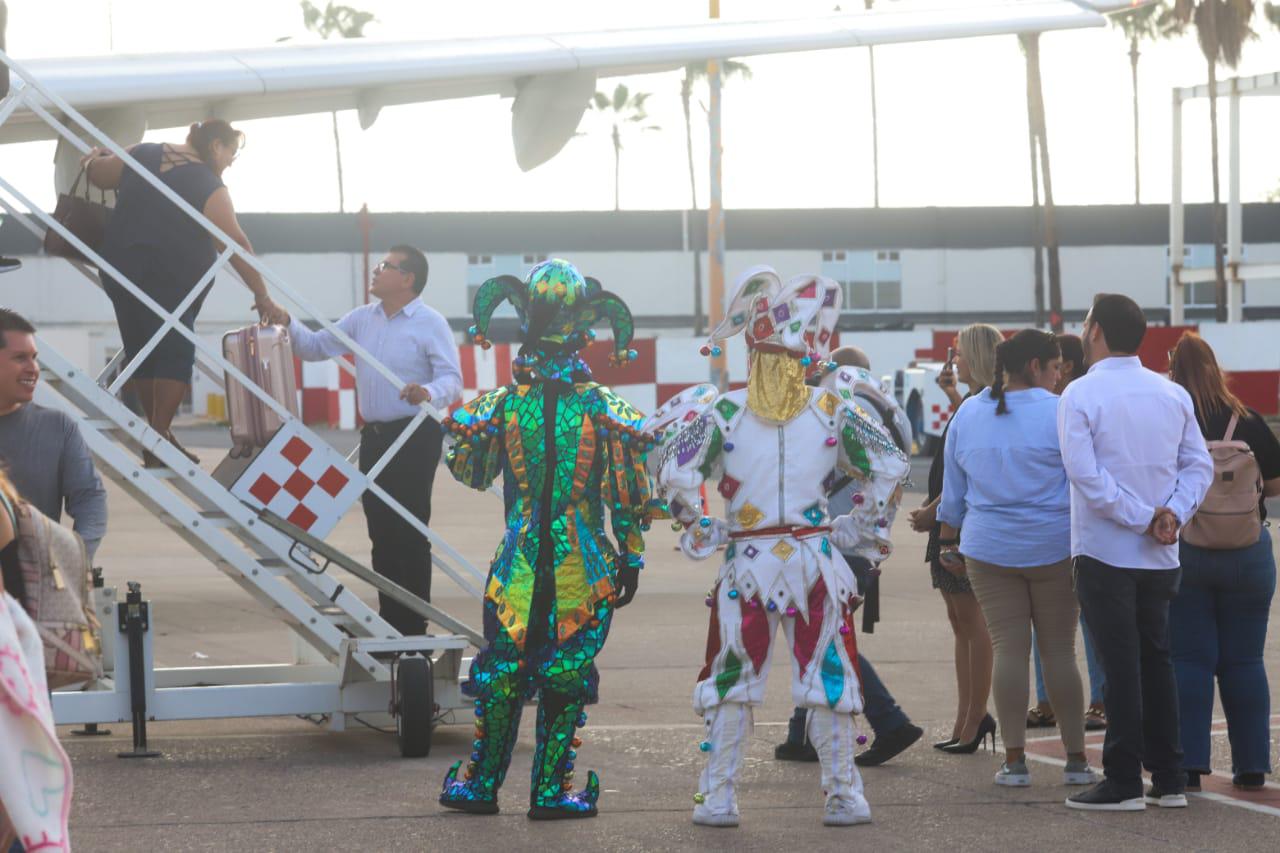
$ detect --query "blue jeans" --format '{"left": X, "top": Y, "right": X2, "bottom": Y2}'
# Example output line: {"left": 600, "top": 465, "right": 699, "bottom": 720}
{"left": 1170, "top": 527, "right": 1275, "bottom": 775}
{"left": 787, "top": 653, "right": 909, "bottom": 743}
{"left": 1034, "top": 616, "right": 1104, "bottom": 705}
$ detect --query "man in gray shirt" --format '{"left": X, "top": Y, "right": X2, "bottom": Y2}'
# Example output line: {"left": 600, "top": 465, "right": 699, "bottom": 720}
{"left": 0, "top": 309, "right": 108, "bottom": 559}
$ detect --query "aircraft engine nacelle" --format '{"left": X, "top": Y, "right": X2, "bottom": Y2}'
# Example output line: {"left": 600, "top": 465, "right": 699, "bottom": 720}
{"left": 510, "top": 70, "right": 596, "bottom": 172}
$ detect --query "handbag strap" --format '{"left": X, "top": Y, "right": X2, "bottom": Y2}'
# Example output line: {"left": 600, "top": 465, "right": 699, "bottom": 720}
{"left": 0, "top": 489, "right": 17, "bottom": 537}
{"left": 1223, "top": 413, "right": 1239, "bottom": 442}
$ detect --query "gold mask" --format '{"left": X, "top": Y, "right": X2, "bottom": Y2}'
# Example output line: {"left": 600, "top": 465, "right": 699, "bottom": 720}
{"left": 746, "top": 350, "right": 809, "bottom": 424}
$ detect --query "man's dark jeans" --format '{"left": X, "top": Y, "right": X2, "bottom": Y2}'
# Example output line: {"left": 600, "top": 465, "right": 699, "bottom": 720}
{"left": 1075, "top": 556, "right": 1185, "bottom": 794}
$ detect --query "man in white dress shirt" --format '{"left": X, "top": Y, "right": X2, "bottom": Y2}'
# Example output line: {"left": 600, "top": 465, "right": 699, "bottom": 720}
{"left": 284, "top": 245, "right": 462, "bottom": 635}
{"left": 1058, "top": 293, "right": 1212, "bottom": 812}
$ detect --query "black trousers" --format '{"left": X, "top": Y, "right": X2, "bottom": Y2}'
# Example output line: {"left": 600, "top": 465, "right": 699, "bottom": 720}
{"left": 359, "top": 416, "right": 443, "bottom": 636}
{"left": 1074, "top": 556, "right": 1185, "bottom": 794}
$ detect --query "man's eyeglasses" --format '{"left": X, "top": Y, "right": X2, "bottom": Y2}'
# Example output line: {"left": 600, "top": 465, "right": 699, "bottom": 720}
{"left": 376, "top": 261, "right": 409, "bottom": 274}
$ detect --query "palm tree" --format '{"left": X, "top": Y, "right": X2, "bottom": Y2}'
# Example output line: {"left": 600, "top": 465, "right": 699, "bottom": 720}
{"left": 680, "top": 59, "right": 751, "bottom": 335}
{"left": 1019, "top": 33, "right": 1062, "bottom": 331}
{"left": 1171, "top": 0, "right": 1259, "bottom": 322}
{"left": 590, "top": 84, "right": 660, "bottom": 212}
{"left": 1110, "top": 5, "right": 1178, "bottom": 204}
{"left": 300, "top": 1, "right": 375, "bottom": 213}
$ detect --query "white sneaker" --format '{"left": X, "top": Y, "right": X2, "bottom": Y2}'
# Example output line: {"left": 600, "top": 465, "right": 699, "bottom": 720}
{"left": 995, "top": 760, "right": 1031, "bottom": 787}
{"left": 693, "top": 802, "right": 740, "bottom": 827}
{"left": 823, "top": 796, "right": 872, "bottom": 826}
{"left": 1063, "top": 759, "right": 1099, "bottom": 786}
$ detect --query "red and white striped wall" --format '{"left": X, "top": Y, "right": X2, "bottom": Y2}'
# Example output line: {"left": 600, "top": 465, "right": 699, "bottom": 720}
{"left": 296, "top": 354, "right": 357, "bottom": 429}
{"left": 295, "top": 336, "right": 834, "bottom": 428}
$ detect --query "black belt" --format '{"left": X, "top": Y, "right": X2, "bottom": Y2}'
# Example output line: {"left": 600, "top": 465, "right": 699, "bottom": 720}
{"left": 362, "top": 416, "right": 416, "bottom": 437}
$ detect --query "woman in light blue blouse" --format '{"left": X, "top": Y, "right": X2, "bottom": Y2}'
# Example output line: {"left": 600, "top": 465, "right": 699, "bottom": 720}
{"left": 936, "top": 330, "right": 1096, "bottom": 788}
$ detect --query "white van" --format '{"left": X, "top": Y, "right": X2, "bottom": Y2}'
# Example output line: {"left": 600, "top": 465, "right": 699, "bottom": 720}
{"left": 889, "top": 361, "right": 956, "bottom": 456}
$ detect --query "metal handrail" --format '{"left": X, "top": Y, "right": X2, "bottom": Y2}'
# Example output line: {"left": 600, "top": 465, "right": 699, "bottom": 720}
{"left": 0, "top": 51, "right": 488, "bottom": 593}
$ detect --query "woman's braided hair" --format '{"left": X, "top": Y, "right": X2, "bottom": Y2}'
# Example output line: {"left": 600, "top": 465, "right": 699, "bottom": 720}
{"left": 991, "top": 329, "right": 1060, "bottom": 415}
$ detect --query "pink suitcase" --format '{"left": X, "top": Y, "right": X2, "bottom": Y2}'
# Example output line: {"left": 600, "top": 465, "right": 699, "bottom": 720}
{"left": 222, "top": 324, "right": 299, "bottom": 458}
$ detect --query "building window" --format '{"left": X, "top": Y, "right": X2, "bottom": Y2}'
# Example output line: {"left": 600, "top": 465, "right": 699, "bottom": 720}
{"left": 821, "top": 249, "right": 903, "bottom": 312}
{"left": 466, "top": 253, "right": 549, "bottom": 312}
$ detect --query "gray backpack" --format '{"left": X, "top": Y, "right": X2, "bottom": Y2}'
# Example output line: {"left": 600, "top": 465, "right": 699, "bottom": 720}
{"left": 1182, "top": 414, "right": 1263, "bottom": 550}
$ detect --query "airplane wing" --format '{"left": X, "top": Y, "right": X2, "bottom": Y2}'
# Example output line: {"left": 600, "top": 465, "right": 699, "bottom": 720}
{"left": 2, "top": 1, "right": 1139, "bottom": 170}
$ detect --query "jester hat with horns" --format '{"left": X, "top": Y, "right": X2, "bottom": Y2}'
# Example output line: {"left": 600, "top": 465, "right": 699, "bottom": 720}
{"left": 701, "top": 265, "right": 843, "bottom": 374}
{"left": 467, "top": 259, "right": 638, "bottom": 378}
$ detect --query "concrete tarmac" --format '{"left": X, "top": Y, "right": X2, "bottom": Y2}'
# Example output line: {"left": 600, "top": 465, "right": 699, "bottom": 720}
{"left": 64, "top": 434, "right": 1280, "bottom": 851}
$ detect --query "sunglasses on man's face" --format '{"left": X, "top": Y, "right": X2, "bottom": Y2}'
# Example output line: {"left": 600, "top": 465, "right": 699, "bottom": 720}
{"left": 375, "top": 261, "right": 409, "bottom": 274}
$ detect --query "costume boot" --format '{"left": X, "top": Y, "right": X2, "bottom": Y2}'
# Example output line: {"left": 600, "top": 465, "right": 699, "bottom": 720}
{"left": 808, "top": 707, "right": 871, "bottom": 826}
{"left": 440, "top": 689, "right": 524, "bottom": 814}
{"left": 693, "top": 702, "right": 752, "bottom": 827}
{"left": 527, "top": 690, "right": 600, "bottom": 820}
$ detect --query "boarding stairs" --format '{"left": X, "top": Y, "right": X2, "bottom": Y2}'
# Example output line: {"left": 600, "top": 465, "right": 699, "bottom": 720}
{"left": 0, "top": 48, "right": 488, "bottom": 754}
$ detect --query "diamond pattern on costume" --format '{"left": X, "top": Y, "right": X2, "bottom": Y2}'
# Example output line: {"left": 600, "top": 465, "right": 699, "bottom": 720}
{"left": 716, "top": 650, "right": 743, "bottom": 700}
{"left": 802, "top": 503, "right": 824, "bottom": 526}
{"left": 717, "top": 474, "right": 741, "bottom": 500}
{"left": 736, "top": 503, "right": 764, "bottom": 529}
{"left": 751, "top": 316, "right": 775, "bottom": 340}
{"left": 817, "top": 392, "right": 839, "bottom": 416}
{"left": 772, "top": 303, "right": 791, "bottom": 323}
{"left": 714, "top": 398, "right": 740, "bottom": 421}
{"left": 798, "top": 280, "right": 818, "bottom": 299}
{"left": 822, "top": 287, "right": 838, "bottom": 308}
{"left": 743, "top": 544, "right": 760, "bottom": 560}
{"left": 771, "top": 540, "right": 796, "bottom": 561}
{"left": 725, "top": 543, "right": 736, "bottom": 560}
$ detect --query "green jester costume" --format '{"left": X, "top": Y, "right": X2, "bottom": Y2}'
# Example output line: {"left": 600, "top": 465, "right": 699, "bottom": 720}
{"left": 439, "top": 260, "right": 651, "bottom": 820}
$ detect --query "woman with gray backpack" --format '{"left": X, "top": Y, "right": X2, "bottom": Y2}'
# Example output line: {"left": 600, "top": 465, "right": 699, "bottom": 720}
{"left": 1168, "top": 333, "right": 1280, "bottom": 792}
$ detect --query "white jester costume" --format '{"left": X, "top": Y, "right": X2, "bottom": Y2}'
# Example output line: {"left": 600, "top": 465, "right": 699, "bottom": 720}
{"left": 656, "top": 266, "right": 910, "bottom": 827}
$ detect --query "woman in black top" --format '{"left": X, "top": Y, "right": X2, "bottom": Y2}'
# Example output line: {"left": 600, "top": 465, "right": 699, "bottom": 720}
{"left": 85, "top": 120, "right": 286, "bottom": 465}
{"left": 1168, "top": 333, "right": 1280, "bottom": 792}
{"left": 907, "top": 323, "right": 1002, "bottom": 752}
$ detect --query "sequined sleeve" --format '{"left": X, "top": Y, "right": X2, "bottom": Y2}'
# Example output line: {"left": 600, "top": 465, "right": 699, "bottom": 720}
{"left": 834, "top": 401, "right": 911, "bottom": 561}
{"left": 655, "top": 411, "right": 724, "bottom": 528}
{"left": 587, "top": 385, "right": 652, "bottom": 567}
{"left": 443, "top": 387, "right": 512, "bottom": 491}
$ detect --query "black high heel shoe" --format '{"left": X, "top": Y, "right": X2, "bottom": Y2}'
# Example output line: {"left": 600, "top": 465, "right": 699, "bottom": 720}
{"left": 939, "top": 714, "right": 996, "bottom": 755}
{"left": 932, "top": 737, "right": 959, "bottom": 751}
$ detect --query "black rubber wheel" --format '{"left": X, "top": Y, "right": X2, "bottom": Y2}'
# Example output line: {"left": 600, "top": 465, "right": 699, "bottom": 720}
{"left": 396, "top": 655, "right": 434, "bottom": 758}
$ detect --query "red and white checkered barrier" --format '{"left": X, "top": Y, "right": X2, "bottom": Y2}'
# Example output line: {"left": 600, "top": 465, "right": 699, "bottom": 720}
{"left": 929, "top": 403, "right": 951, "bottom": 433}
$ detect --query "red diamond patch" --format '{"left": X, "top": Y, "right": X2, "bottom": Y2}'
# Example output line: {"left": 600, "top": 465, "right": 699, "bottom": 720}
{"left": 283, "top": 470, "right": 315, "bottom": 500}
{"left": 317, "top": 466, "right": 349, "bottom": 498}
{"left": 282, "top": 436, "right": 312, "bottom": 467}
{"left": 751, "top": 316, "right": 775, "bottom": 341}
{"left": 249, "top": 474, "right": 281, "bottom": 505}
{"left": 287, "top": 504, "right": 318, "bottom": 530}
{"left": 798, "top": 280, "right": 818, "bottom": 298}
{"left": 718, "top": 474, "right": 741, "bottom": 500}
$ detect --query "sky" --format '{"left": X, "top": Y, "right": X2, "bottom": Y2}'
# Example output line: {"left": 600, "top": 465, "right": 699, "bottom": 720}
{"left": 2, "top": 0, "right": 1279, "bottom": 213}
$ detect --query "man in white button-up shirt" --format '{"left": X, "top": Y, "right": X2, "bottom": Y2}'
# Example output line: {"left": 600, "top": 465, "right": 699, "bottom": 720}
{"left": 284, "top": 245, "right": 462, "bottom": 635}
{"left": 1059, "top": 294, "right": 1212, "bottom": 813}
